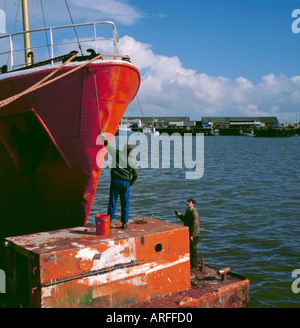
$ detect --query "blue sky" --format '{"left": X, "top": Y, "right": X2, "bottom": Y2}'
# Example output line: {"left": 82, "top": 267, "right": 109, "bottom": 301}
{"left": 124, "top": 0, "right": 300, "bottom": 81}
{"left": 1, "top": 0, "right": 300, "bottom": 121}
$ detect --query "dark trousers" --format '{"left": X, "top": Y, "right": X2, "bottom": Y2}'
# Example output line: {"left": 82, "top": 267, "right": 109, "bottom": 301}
{"left": 190, "top": 236, "right": 199, "bottom": 267}
{"left": 108, "top": 178, "right": 129, "bottom": 224}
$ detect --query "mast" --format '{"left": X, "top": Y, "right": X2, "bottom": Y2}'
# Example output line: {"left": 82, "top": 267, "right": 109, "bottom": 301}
{"left": 21, "top": 0, "right": 31, "bottom": 65}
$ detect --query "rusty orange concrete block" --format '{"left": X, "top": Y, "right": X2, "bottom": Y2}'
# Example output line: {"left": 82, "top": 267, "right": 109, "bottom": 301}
{"left": 5, "top": 218, "right": 191, "bottom": 308}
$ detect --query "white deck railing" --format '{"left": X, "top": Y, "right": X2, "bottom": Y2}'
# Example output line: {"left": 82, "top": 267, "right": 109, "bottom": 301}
{"left": 0, "top": 21, "right": 121, "bottom": 71}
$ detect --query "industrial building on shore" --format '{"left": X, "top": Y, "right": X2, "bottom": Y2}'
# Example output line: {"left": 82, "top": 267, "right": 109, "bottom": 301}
{"left": 124, "top": 116, "right": 280, "bottom": 128}
{"left": 122, "top": 116, "right": 299, "bottom": 137}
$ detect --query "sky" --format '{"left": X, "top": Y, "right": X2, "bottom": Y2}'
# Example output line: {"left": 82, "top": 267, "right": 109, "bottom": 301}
{"left": 1, "top": 0, "right": 300, "bottom": 121}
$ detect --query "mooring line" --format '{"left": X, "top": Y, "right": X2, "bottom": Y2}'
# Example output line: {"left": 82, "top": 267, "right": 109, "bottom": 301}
{"left": 0, "top": 53, "right": 104, "bottom": 109}
{"left": 93, "top": 74, "right": 102, "bottom": 134}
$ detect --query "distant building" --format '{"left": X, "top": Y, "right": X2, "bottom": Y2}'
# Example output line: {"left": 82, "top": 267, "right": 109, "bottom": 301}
{"left": 280, "top": 121, "right": 298, "bottom": 128}
{"left": 201, "top": 117, "right": 279, "bottom": 129}
{"left": 125, "top": 116, "right": 190, "bottom": 127}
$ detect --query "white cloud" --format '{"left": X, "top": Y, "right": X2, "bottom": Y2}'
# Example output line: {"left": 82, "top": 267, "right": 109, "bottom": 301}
{"left": 120, "top": 36, "right": 300, "bottom": 121}
{"left": 70, "top": 0, "right": 143, "bottom": 25}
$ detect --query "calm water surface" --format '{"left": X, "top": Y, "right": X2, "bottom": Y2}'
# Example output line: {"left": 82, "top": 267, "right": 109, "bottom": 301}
{"left": 89, "top": 135, "right": 300, "bottom": 308}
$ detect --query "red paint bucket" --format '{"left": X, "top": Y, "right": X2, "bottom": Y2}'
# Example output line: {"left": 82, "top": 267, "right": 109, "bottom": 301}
{"left": 95, "top": 214, "right": 110, "bottom": 236}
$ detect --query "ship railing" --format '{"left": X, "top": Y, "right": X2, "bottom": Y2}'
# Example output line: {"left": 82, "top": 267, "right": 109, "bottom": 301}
{"left": 0, "top": 21, "right": 121, "bottom": 72}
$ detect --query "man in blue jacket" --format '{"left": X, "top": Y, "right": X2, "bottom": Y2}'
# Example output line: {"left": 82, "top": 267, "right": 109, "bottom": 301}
{"left": 100, "top": 131, "right": 138, "bottom": 229}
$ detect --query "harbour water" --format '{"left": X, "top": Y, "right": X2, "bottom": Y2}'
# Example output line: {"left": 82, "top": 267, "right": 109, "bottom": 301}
{"left": 89, "top": 135, "right": 300, "bottom": 308}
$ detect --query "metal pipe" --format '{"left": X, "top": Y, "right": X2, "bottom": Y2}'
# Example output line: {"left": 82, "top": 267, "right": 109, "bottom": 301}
{"left": 9, "top": 34, "right": 13, "bottom": 70}
{"left": 21, "top": 0, "right": 31, "bottom": 66}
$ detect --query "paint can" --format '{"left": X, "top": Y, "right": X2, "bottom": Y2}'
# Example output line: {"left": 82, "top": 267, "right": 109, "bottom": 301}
{"left": 95, "top": 214, "right": 110, "bottom": 236}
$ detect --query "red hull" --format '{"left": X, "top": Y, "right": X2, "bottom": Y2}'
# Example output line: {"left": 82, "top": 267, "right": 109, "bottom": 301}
{"left": 0, "top": 61, "right": 140, "bottom": 243}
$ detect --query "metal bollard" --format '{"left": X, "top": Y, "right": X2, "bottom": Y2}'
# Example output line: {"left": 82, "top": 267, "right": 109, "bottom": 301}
{"left": 217, "top": 267, "right": 230, "bottom": 281}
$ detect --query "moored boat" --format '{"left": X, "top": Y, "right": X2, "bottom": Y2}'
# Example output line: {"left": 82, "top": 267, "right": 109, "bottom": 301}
{"left": 0, "top": 2, "right": 140, "bottom": 263}
{"left": 142, "top": 126, "right": 159, "bottom": 135}
{"left": 117, "top": 121, "right": 132, "bottom": 135}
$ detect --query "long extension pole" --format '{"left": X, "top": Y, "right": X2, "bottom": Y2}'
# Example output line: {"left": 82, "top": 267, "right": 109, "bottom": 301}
{"left": 136, "top": 95, "right": 178, "bottom": 222}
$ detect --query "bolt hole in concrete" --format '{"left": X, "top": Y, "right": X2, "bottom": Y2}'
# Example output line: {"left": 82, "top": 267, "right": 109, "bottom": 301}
{"left": 155, "top": 243, "right": 162, "bottom": 252}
